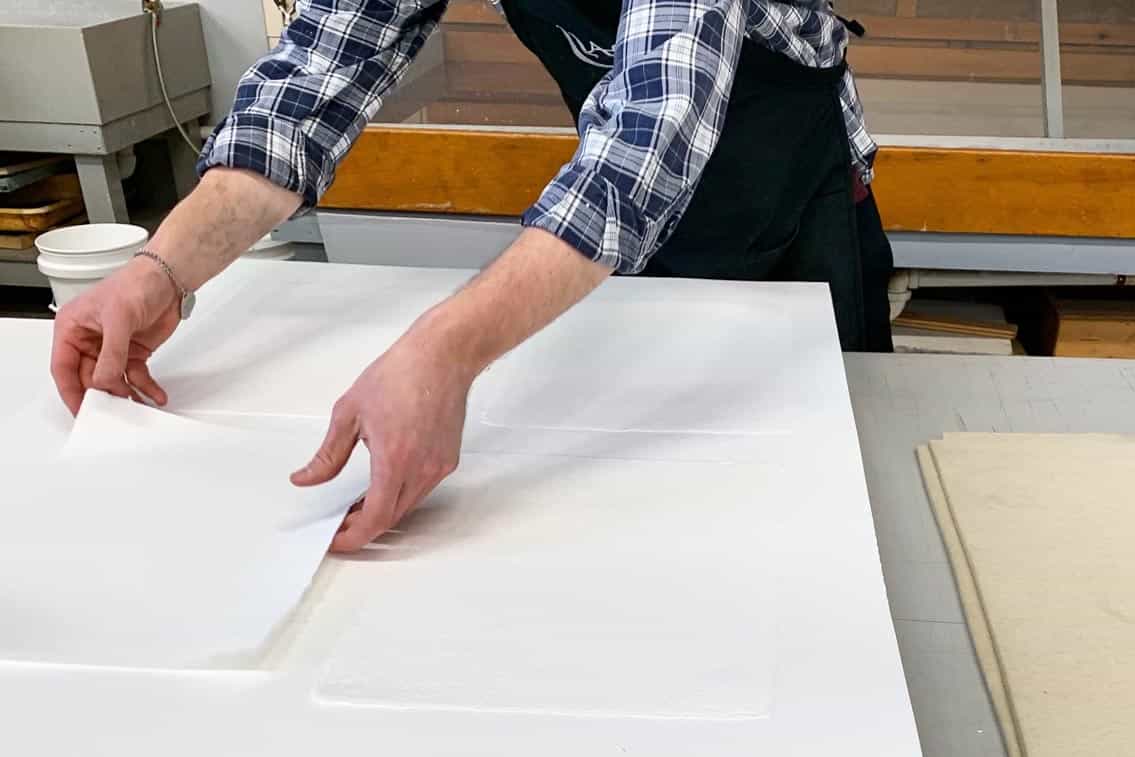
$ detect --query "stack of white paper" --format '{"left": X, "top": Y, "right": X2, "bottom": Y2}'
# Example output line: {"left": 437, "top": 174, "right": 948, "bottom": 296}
{"left": 0, "top": 391, "right": 366, "bottom": 668}
{"left": 0, "top": 264, "right": 920, "bottom": 756}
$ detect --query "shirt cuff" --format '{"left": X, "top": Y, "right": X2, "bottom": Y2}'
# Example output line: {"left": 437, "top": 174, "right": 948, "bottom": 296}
{"left": 521, "top": 164, "right": 656, "bottom": 275}
{"left": 196, "top": 111, "right": 335, "bottom": 213}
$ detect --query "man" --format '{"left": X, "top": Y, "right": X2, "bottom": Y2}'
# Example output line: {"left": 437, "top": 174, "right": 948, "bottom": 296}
{"left": 51, "top": 0, "right": 892, "bottom": 553}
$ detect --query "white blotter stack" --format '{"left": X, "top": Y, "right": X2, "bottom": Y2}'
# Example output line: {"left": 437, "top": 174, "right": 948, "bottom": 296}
{"left": 0, "top": 260, "right": 921, "bottom": 756}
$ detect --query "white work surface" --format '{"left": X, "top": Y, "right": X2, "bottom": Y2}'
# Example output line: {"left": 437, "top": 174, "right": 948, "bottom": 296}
{"left": 0, "top": 260, "right": 919, "bottom": 756}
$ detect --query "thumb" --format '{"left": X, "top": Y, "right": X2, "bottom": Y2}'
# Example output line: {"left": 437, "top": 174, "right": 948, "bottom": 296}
{"left": 292, "top": 413, "right": 358, "bottom": 486}
{"left": 91, "top": 309, "right": 133, "bottom": 397}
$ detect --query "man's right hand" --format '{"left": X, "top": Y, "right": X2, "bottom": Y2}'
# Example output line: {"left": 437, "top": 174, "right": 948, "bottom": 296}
{"left": 51, "top": 256, "right": 181, "bottom": 416}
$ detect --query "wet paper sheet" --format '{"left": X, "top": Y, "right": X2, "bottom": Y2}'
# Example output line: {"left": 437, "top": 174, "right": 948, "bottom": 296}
{"left": 0, "top": 392, "right": 366, "bottom": 668}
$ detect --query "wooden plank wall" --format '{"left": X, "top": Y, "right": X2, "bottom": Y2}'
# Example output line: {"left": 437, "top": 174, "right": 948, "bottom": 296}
{"left": 422, "top": 0, "right": 1135, "bottom": 126}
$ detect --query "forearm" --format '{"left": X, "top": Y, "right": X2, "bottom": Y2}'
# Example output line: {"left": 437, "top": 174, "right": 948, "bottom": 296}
{"left": 140, "top": 168, "right": 302, "bottom": 291}
{"left": 406, "top": 228, "right": 612, "bottom": 378}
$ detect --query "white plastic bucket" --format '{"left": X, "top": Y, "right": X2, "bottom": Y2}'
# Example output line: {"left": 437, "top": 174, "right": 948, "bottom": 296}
{"left": 243, "top": 235, "right": 295, "bottom": 260}
{"left": 35, "top": 224, "right": 149, "bottom": 307}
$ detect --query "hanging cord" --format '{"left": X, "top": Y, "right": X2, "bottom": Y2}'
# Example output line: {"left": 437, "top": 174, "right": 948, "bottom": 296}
{"left": 143, "top": 1, "right": 199, "bottom": 153}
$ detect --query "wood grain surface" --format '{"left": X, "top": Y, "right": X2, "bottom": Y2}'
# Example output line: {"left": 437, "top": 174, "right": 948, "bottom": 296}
{"left": 321, "top": 127, "right": 1135, "bottom": 239}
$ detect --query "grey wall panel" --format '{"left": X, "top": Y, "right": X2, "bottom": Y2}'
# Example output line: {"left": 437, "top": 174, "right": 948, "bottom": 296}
{"left": 86, "top": 4, "right": 211, "bottom": 123}
{"left": 0, "top": 3, "right": 209, "bottom": 126}
{"left": 319, "top": 212, "right": 522, "bottom": 270}
{"left": 891, "top": 233, "right": 1135, "bottom": 275}
{"left": 322, "top": 213, "right": 1135, "bottom": 276}
{"left": 193, "top": 0, "right": 271, "bottom": 122}
{"left": 0, "top": 26, "right": 97, "bottom": 124}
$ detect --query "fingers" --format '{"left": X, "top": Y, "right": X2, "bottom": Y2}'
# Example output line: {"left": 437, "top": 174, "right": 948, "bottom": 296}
{"left": 54, "top": 339, "right": 165, "bottom": 415}
{"left": 291, "top": 404, "right": 359, "bottom": 486}
{"left": 79, "top": 355, "right": 96, "bottom": 396}
{"left": 51, "top": 266, "right": 178, "bottom": 416}
{"left": 125, "top": 360, "right": 168, "bottom": 406}
{"left": 330, "top": 452, "right": 456, "bottom": 553}
{"left": 330, "top": 456, "right": 402, "bottom": 553}
{"left": 90, "top": 310, "right": 133, "bottom": 398}
{"left": 50, "top": 334, "right": 86, "bottom": 417}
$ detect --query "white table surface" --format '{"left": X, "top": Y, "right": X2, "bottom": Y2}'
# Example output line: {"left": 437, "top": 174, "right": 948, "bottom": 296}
{"left": 0, "top": 260, "right": 918, "bottom": 756}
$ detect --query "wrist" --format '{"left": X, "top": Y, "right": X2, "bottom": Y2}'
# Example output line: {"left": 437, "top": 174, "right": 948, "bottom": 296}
{"left": 125, "top": 255, "right": 179, "bottom": 315}
{"left": 406, "top": 305, "right": 493, "bottom": 383}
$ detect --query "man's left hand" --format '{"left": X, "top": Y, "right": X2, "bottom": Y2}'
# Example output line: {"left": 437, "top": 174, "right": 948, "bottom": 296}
{"left": 290, "top": 327, "right": 470, "bottom": 553}
{"left": 291, "top": 229, "right": 611, "bottom": 553}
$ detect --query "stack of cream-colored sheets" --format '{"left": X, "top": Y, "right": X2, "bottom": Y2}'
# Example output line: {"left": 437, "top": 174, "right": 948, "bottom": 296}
{"left": 919, "top": 434, "right": 1135, "bottom": 757}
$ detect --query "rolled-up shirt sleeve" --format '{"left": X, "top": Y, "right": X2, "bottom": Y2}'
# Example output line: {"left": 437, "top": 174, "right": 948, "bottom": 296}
{"left": 197, "top": 0, "right": 447, "bottom": 209}
{"left": 522, "top": 0, "right": 747, "bottom": 274}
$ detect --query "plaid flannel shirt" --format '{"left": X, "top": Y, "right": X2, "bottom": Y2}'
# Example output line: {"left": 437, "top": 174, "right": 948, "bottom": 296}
{"left": 199, "top": 0, "right": 876, "bottom": 274}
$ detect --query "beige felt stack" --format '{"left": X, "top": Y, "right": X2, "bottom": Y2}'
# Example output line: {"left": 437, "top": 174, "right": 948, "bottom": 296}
{"left": 919, "top": 433, "right": 1135, "bottom": 757}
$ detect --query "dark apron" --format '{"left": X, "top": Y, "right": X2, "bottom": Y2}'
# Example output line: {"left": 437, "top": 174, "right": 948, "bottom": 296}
{"left": 499, "top": 0, "right": 894, "bottom": 352}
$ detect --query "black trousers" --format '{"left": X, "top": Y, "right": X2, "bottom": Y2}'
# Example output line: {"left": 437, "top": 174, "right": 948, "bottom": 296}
{"left": 502, "top": 0, "right": 894, "bottom": 352}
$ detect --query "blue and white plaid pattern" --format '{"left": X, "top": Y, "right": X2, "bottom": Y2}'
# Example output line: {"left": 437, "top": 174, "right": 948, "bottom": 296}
{"left": 198, "top": 0, "right": 448, "bottom": 208}
{"left": 199, "top": 0, "right": 876, "bottom": 274}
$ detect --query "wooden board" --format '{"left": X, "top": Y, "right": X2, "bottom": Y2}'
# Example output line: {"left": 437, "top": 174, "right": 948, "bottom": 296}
{"left": 442, "top": 23, "right": 1135, "bottom": 86}
{"left": 894, "top": 0, "right": 919, "bottom": 17}
{"left": 0, "top": 212, "right": 87, "bottom": 260}
{"left": 444, "top": 62, "right": 562, "bottom": 98}
{"left": 439, "top": 1, "right": 1135, "bottom": 86}
{"left": 0, "top": 174, "right": 84, "bottom": 233}
{"left": 445, "top": 0, "right": 506, "bottom": 25}
{"left": 854, "top": 16, "right": 1135, "bottom": 48}
{"left": 1043, "top": 297, "right": 1135, "bottom": 358}
{"left": 322, "top": 127, "right": 1135, "bottom": 240}
{"left": 848, "top": 44, "right": 1135, "bottom": 86}
{"left": 0, "top": 153, "right": 65, "bottom": 178}
{"left": 3, "top": 173, "right": 82, "bottom": 205}
{"left": 444, "top": 29, "right": 542, "bottom": 66}
{"left": 0, "top": 199, "right": 84, "bottom": 233}
{"left": 0, "top": 229, "right": 36, "bottom": 251}
{"left": 322, "top": 128, "right": 575, "bottom": 216}
{"left": 0, "top": 162, "right": 67, "bottom": 194}
{"left": 424, "top": 101, "right": 573, "bottom": 127}
{"left": 893, "top": 312, "right": 1019, "bottom": 339}
{"left": 443, "top": 0, "right": 1135, "bottom": 48}
{"left": 440, "top": 24, "right": 1135, "bottom": 85}
{"left": 871, "top": 148, "right": 1135, "bottom": 239}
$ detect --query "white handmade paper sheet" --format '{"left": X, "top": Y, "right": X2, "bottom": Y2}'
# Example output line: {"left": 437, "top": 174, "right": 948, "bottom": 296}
{"left": 0, "top": 391, "right": 367, "bottom": 668}
{"left": 317, "top": 452, "right": 779, "bottom": 719}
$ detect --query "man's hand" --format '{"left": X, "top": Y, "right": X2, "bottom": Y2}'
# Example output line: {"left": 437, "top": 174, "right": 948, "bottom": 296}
{"left": 51, "top": 258, "right": 180, "bottom": 415}
{"left": 292, "top": 228, "right": 612, "bottom": 552}
{"left": 291, "top": 327, "right": 470, "bottom": 553}
{"left": 48, "top": 168, "right": 303, "bottom": 415}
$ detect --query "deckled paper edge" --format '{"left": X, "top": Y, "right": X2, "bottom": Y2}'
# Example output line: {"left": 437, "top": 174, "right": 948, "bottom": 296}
{"left": 918, "top": 443, "right": 1023, "bottom": 757}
